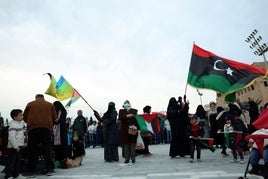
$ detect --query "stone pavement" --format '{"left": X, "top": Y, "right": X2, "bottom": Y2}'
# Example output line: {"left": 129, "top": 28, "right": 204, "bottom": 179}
{"left": 0, "top": 144, "right": 263, "bottom": 179}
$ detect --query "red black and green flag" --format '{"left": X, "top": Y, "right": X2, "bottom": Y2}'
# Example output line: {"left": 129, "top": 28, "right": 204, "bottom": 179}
{"left": 187, "top": 44, "right": 268, "bottom": 101}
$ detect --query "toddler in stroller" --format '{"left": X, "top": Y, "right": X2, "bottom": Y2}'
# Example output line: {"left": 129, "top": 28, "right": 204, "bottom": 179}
{"left": 243, "top": 128, "right": 268, "bottom": 179}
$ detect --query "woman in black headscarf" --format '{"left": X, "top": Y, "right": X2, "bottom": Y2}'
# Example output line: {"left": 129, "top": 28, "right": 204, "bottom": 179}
{"left": 101, "top": 102, "right": 119, "bottom": 162}
{"left": 167, "top": 97, "right": 190, "bottom": 158}
{"left": 53, "top": 101, "right": 68, "bottom": 161}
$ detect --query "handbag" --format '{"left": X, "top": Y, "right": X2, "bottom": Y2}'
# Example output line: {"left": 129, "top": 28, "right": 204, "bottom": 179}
{"left": 53, "top": 123, "right": 61, "bottom": 145}
{"left": 128, "top": 125, "right": 138, "bottom": 135}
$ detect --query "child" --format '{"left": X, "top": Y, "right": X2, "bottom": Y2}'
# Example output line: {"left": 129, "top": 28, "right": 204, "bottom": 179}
{"left": 187, "top": 115, "right": 204, "bottom": 163}
{"left": 227, "top": 113, "right": 247, "bottom": 164}
{"left": 5, "top": 109, "right": 25, "bottom": 179}
{"left": 224, "top": 116, "right": 234, "bottom": 133}
{"left": 69, "top": 131, "right": 85, "bottom": 167}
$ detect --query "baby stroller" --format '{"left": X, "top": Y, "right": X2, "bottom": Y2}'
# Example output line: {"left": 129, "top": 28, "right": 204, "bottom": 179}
{"left": 238, "top": 108, "right": 268, "bottom": 179}
{"left": 238, "top": 132, "right": 268, "bottom": 179}
{"left": 239, "top": 155, "right": 265, "bottom": 179}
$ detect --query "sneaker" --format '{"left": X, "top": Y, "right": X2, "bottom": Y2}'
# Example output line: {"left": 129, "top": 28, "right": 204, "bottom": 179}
{"left": 197, "top": 159, "right": 202, "bottom": 162}
{"left": 124, "top": 160, "right": 129, "bottom": 164}
{"left": 24, "top": 173, "right": 36, "bottom": 178}
{"left": 131, "top": 159, "right": 135, "bottom": 163}
{"left": 230, "top": 159, "right": 238, "bottom": 163}
{"left": 240, "top": 160, "right": 245, "bottom": 164}
{"left": 221, "top": 151, "right": 228, "bottom": 157}
{"left": 46, "top": 170, "right": 55, "bottom": 176}
{"left": 143, "top": 154, "right": 152, "bottom": 157}
{"left": 14, "top": 174, "right": 27, "bottom": 179}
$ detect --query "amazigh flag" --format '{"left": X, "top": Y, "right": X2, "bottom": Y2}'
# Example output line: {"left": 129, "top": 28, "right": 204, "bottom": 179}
{"left": 65, "top": 89, "right": 81, "bottom": 108}
{"left": 252, "top": 108, "right": 268, "bottom": 129}
{"left": 45, "top": 73, "right": 74, "bottom": 101}
{"left": 187, "top": 44, "right": 268, "bottom": 101}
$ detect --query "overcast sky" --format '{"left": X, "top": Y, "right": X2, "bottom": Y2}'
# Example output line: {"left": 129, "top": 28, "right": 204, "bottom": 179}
{"left": 0, "top": 0, "right": 267, "bottom": 120}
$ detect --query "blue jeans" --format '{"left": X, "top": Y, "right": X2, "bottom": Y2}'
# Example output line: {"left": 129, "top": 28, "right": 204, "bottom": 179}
{"left": 166, "top": 130, "right": 172, "bottom": 143}
{"left": 250, "top": 146, "right": 268, "bottom": 165}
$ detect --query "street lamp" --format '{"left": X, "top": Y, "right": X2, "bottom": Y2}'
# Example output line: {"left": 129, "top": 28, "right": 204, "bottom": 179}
{"left": 245, "top": 29, "right": 268, "bottom": 69}
{"left": 196, "top": 89, "right": 203, "bottom": 105}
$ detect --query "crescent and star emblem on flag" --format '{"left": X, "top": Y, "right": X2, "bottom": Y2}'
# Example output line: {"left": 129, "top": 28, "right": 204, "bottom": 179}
{"left": 213, "top": 60, "right": 233, "bottom": 76}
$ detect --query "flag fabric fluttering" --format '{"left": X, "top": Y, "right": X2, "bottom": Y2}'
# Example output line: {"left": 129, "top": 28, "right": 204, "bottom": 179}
{"left": 135, "top": 115, "right": 154, "bottom": 134}
{"left": 65, "top": 89, "right": 81, "bottom": 108}
{"left": 187, "top": 44, "right": 268, "bottom": 101}
{"left": 45, "top": 73, "right": 74, "bottom": 101}
{"left": 135, "top": 113, "right": 161, "bottom": 134}
{"left": 252, "top": 108, "right": 268, "bottom": 129}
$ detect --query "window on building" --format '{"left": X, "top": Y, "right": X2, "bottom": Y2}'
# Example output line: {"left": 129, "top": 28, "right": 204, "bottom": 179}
{"left": 264, "top": 80, "right": 268, "bottom": 87}
{"left": 251, "top": 85, "right": 254, "bottom": 90}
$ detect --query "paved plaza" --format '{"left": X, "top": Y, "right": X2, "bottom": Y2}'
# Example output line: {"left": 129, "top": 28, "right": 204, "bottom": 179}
{"left": 0, "top": 144, "right": 263, "bottom": 179}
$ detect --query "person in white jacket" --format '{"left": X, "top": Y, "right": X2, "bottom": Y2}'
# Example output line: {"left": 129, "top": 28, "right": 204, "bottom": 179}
{"left": 5, "top": 109, "right": 26, "bottom": 179}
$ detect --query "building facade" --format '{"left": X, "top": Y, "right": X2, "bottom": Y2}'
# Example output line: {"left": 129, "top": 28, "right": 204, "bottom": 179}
{"left": 216, "top": 62, "right": 268, "bottom": 108}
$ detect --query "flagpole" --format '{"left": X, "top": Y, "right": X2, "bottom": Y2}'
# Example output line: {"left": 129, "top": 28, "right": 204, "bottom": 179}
{"left": 184, "top": 42, "right": 195, "bottom": 102}
{"left": 73, "top": 89, "right": 95, "bottom": 111}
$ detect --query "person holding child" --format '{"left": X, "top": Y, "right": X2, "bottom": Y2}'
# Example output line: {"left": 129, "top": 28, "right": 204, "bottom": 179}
{"left": 5, "top": 109, "right": 26, "bottom": 179}
{"left": 187, "top": 114, "right": 204, "bottom": 163}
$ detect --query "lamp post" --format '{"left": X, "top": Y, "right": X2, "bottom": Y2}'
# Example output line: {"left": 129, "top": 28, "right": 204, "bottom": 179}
{"left": 245, "top": 29, "right": 268, "bottom": 69}
{"left": 196, "top": 89, "right": 203, "bottom": 105}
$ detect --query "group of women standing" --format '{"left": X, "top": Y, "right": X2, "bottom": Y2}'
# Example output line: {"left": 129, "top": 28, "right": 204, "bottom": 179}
{"left": 166, "top": 96, "right": 191, "bottom": 158}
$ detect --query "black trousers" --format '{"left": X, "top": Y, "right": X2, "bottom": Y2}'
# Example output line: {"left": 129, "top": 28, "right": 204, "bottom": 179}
{"left": 190, "top": 139, "right": 201, "bottom": 159}
{"left": 28, "top": 128, "right": 53, "bottom": 173}
{"left": 5, "top": 148, "right": 21, "bottom": 178}
{"left": 142, "top": 136, "right": 150, "bottom": 154}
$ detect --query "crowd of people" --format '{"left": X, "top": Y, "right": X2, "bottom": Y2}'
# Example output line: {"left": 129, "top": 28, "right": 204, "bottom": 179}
{"left": 0, "top": 93, "right": 268, "bottom": 179}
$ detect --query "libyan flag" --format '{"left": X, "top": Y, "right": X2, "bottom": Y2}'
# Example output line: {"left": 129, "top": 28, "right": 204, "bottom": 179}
{"left": 187, "top": 44, "right": 268, "bottom": 101}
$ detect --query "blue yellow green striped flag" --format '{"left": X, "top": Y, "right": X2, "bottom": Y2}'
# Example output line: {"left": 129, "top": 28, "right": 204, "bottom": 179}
{"left": 45, "top": 73, "right": 74, "bottom": 101}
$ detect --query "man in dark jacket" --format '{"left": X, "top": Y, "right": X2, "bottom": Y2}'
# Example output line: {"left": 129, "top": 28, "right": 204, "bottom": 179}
{"left": 72, "top": 110, "right": 88, "bottom": 143}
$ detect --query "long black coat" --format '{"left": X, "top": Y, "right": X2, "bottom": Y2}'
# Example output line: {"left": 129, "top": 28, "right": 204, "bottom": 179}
{"left": 102, "top": 110, "right": 119, "bottom": 145}
{"left": 102, "top": 109, "right": 119, "bottom": 162}
{"left": 118, "top": 108, "right": 138, "bottom": 145}
{"left": 167, "top": 102, "right": 190, "bottom": 157}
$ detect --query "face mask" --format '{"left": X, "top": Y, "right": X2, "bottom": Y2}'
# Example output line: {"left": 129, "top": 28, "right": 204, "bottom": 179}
{"left": 123, "top": 103, "right": 131, "bottom": 110}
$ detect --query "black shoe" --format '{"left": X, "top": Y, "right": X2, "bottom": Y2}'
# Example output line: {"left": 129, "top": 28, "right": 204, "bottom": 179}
{"left": 132, "top": 159, "right": 135, "bottom": 163}
{"left": 46, "top": 170, "right": 55, "bottom": 176}
{"left": 124, "top": 160, "right": 129, "bottom": 164}
{"left": 221, "top": 151, "right": 228, "bottom": 156}
{"left": 24, "top": 172, "right": 37, "bottom": 178}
